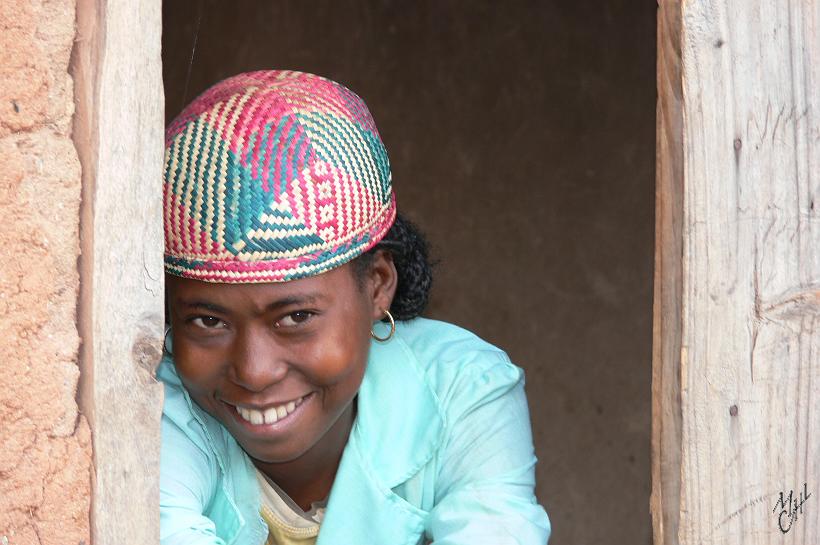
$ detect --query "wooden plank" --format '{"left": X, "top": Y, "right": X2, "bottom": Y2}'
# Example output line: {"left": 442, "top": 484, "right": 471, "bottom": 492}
{"left": 651, "top": 1, "right": 684, "bottom": 544}
{"left": 72, "top": 0, "right": 165, "bottom": 543}
{"left": 654, "top": 0, "right": 819, "bottom": 543}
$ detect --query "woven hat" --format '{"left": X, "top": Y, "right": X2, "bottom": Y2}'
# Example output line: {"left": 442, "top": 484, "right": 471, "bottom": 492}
{"left": 163, "top": 70, "right": 396, "bottom": 283}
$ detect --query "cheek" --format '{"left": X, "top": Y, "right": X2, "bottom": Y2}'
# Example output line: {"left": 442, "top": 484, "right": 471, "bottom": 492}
{"left": 301, "top": 325, "right": 370, "bottom": 390}
{"left": 173, "top": 344, "right": 224, "bottom": 395}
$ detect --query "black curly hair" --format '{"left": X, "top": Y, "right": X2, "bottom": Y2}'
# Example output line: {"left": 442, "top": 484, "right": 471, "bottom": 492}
{"left": 353, "top": 213, "right": 433, "bottom": 321}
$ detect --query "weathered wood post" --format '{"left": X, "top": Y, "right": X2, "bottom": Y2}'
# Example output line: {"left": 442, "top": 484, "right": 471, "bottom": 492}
{"left": 72, "top": 0, "right": 165, "bottom": 542}
{"left": 653, "top": 1, "right": 819, "bottom": 544}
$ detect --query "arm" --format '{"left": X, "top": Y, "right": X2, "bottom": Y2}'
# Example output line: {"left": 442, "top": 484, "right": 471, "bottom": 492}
{"left": 427, "top": 358, "right": 551, "bottom": 545}
{"left": 160, "top": 416, "right": 227, "bottom": 545}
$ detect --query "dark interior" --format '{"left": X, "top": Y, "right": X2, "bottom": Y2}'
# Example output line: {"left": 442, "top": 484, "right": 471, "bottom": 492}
{"left": 162, "top": 3, "right": 657, "bottom": 543}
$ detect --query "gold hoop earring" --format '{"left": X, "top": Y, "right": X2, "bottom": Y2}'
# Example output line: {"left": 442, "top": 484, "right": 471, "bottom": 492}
{"left": 370, "top": 309, "right": 395, "bottom": 342}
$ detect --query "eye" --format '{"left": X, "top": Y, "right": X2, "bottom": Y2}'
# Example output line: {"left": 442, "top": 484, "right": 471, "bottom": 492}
{"left": 190, "top": 316, "right": 227, "bottom": 329}
{"left": 274, "top": 311, "right": 314, "bottom": 328}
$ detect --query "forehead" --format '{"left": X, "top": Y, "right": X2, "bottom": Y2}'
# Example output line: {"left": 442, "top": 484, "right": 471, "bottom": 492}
{"left": 166, "top": 263, "right": 357, "bottom": 306}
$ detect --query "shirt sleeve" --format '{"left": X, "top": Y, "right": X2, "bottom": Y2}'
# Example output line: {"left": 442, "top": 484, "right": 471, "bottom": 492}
{"left": 426, "top": 356, "right": 551, "bottom": 545}
{"left": 160, "top": 416, "right": 227, "bottom": 545}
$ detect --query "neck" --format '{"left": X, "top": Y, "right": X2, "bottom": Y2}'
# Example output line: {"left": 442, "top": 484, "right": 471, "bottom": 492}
{"left": 253, "top": 400, "right": 355, "bottom": 511}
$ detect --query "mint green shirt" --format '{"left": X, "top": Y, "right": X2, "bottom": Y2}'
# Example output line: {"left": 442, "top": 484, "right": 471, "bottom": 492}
{"left": 160, "top": 318, "right": 551, "bottom": 544}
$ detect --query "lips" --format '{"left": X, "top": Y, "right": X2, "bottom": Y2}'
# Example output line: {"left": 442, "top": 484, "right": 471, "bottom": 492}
{"left": 231, "top": 394, "right": 310, "bottom": 426}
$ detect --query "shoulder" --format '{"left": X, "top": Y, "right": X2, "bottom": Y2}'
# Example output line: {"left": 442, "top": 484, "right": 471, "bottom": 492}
{"left": 157, "top": 356, "right": 232, "bottom": 480}
{"left": 395, "top": 317, "right": 503, "bottom": 360}
{"left": 393, "top": 318, "right": 525, "bottom": 411}
{"left": 157, "top": 356, "right": 216, "bottom": 477}
{"left": 157, "top": 356, "right": 208, "bottom": 441}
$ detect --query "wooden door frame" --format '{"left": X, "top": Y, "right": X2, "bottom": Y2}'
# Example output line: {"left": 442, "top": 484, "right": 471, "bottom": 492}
{"left": 652, "top": 1, "right": 818, "bottom": 544}
{"left": 652, "top": 2, "right": 684, "bottom": 543}
{"left": 72, "top": 0, "right": 164, "bottom": 542}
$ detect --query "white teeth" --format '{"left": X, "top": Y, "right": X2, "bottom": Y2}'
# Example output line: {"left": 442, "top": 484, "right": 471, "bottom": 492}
{"left": 235, "top": 395, "right": 306, "bottom": 425}
{"left": 263, "top": 407, "right": 279, "bottom": 424}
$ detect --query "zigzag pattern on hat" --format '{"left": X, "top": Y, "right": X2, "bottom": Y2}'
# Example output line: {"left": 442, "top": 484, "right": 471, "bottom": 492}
{"left": 164, "top": 70, "right": 396, "bottom": 283}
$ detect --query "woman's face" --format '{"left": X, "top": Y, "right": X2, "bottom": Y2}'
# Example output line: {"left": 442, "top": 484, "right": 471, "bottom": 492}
{"left": 165, "top": 255, "right": 395, "bottom": 465}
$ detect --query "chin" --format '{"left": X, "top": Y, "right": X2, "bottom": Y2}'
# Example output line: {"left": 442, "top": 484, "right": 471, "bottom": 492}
{"left": 244, "top": 441, "right": 313, "bottom": 464}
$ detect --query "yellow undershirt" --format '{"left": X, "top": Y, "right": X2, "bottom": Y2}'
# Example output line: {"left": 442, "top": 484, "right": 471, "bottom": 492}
{"left": 255, "top": 470, "right": 325, "bottom": 545}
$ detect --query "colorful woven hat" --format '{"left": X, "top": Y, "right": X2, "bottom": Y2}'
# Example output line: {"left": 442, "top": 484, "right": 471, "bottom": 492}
{"left": 163, "top": 70, "right": 396, "bottom": 282}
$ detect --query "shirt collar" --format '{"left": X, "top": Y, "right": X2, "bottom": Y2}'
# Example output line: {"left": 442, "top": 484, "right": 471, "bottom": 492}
{"left": 351, "top": 325, "right": 445, "bottom": 488}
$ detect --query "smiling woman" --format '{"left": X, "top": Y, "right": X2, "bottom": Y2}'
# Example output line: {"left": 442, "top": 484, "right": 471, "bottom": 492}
{"left": 159, "top": 71, "right": 550, "bottom": 545}
{"left": 166, "top": 262, "right": 381, "bottom": 509}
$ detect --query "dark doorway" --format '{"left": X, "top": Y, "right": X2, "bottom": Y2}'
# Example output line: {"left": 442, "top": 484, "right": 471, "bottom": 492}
{"left": 162, "top": 3, "right": 656, "bottom": 543}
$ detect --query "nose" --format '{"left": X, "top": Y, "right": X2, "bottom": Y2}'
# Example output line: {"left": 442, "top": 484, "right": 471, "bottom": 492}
{"left": 230, "top": 326, "right": 288, "bottom": 392}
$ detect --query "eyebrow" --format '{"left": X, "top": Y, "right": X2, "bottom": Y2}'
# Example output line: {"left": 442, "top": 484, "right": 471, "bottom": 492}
{"left": 177, "top": 294, "right": 323, "bottom": 315}
{"left": 179, "top": 300, "right": 230, "bottom": 314}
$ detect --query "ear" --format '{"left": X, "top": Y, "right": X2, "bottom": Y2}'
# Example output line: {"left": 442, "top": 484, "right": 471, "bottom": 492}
{"left": 365, "top": 250, "right": 398, "bottom": 321}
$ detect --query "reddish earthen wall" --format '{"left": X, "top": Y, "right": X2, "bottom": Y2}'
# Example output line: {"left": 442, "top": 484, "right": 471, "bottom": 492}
{"left": 0, "top": 1, "right": 91, "bottom": 544}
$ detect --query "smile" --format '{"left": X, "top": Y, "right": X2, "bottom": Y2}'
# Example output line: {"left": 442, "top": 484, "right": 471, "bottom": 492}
{"left": 234, "top": 395, "right": 309, "bottom": 426}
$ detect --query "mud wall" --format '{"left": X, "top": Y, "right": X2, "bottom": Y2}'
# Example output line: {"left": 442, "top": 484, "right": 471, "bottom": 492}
{"left": 163, "top": 3, "right": 656, "bottom": 544}
{"left": 0, "top": 1, "right": 91, "bottom": 544}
